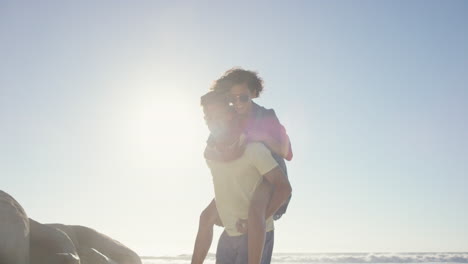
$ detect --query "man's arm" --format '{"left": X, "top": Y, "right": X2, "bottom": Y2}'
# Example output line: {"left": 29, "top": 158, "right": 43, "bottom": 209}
{"left": 191, "top": 199, "right": 221, "bottom": 264}
{"left": 246, "top": 179, "right": 273, "bottom": 264}
{"left": 244, "top": 143, "right": 292, "bottom": 264}
{"left": 247, "top": 166, "right": 292, "bottom": 264}
{"left": 262, "top": 166, "right": 292, "bottom": 220}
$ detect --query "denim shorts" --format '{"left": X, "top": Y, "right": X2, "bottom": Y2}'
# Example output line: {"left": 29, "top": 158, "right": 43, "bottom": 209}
{"left": 216, "top": 230, "right": 274, "bottom": 264}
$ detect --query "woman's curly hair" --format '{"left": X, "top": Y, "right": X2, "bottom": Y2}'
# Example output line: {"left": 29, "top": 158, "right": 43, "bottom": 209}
{"left": 210, "top": 68, "right": 264, "bottom": 98}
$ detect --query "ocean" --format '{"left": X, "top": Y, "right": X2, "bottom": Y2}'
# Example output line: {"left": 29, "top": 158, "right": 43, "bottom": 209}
{"left": 141, "top": 252, "right": 468, "bottom": 264}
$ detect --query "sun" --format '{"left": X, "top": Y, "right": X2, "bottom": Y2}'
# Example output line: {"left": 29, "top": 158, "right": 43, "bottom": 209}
{"left": 123, "top": 90, "right": 207, "bottom": 168}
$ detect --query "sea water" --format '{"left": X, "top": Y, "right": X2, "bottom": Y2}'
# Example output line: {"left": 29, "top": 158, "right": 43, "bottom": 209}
{"left": 141, "top": 252, "right": 468, "bottom": 264}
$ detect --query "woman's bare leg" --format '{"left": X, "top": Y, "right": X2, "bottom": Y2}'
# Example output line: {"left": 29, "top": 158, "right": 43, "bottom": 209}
{"left": 191, "top": 199, "right": 221, "bottom": 264}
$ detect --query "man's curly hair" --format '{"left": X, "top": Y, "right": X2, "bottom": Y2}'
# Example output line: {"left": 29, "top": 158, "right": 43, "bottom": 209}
{"left": 200, "top": 90, "right": 226, "bottom": 107}
{"left": 210, "top": 68, "right": 264, "bottom": 98}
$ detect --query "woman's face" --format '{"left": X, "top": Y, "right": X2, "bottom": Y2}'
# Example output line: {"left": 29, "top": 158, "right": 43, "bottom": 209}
{"left": 229, "top": 83, "right": 255, "bottom": 116}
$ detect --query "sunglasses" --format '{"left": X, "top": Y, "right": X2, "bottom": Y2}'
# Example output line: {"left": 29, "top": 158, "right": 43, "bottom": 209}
{"left": 228, "top": 94, "right": 250, "bottom": 104}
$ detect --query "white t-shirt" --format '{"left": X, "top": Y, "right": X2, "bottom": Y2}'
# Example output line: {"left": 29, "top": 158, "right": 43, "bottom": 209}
{"left": 206, "top": 142, "right": 278, "bottom": 236}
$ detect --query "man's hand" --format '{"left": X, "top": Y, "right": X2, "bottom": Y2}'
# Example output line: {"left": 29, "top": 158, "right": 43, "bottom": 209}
{"left": 236, "top": 218, "right": 248, "bottom": 233}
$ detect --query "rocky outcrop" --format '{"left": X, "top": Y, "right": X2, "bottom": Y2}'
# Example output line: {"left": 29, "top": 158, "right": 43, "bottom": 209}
{"left": 29, "top": 219, "right": 80, "bottom": 264}
{"left": 77, "top": 248, "right": 118, "bottom": 264}
{"left": 49, "top": 224, "right": 141, "bottom": 264}
{"left": 0, "top": 190, "right": 30, "bottom": 264}
{"left": 29, "top": 221, "right": 142, "bottom": 264}
{"left": 0, "top": 190, "right": 141, "bottom": 264}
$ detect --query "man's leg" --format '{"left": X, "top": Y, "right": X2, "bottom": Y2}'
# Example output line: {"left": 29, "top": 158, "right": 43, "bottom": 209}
{"left": 192, "top": 199, "right": 221, "bottom": 264}
{"left": 235, "top": 230, "right": 274, "bottom": 264}
{"left": 216, "top": 231, "right": 238, "bottom": 264}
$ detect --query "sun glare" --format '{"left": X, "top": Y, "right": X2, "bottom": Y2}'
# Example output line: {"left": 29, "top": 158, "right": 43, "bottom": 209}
{"left": 124, "top": 90, "right": 206, "bottom": 169}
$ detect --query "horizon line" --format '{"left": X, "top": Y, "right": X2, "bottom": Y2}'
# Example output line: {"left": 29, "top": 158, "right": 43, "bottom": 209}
{"left": 140, "top": 251, "right": 468, "bottom": 259}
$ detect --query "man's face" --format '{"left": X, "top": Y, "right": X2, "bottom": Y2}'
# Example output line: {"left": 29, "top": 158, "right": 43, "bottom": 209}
{"left": 203, "top": 103, "right": 233, "bottom": 139}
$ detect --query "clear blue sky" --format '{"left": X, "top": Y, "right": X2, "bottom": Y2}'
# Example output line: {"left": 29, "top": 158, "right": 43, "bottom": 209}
{"left": 1, "top": 0, "right": 467, "bottom": 255}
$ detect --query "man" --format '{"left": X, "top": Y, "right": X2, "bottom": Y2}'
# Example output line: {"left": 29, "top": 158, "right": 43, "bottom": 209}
{"left": 197, "top": 91, "right": 292, "bottom": 264}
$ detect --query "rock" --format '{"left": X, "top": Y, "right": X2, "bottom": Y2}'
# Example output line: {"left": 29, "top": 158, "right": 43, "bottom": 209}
{"left": 0, "top": 190, "right": 30, "bottom": 264}
{"left": 30, "top": 221, "right": 141, "bottom": 264}
{"left": 49, "top": 225, "right": 141, "bottom": 264}
{"left": 29, "top": 218, "right": 80, "bottom": 264}
{"left": 0, "top": 190, "right": 140, "bottom": 264}
{"left": 78, "top": 248, "right": 118, "bottom": 264}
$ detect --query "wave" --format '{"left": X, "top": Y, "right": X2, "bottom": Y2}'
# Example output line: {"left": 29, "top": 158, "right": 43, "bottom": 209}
{"left": 270, "top": 253, "right": 468, "bottom": 263}
{"left": 142, "top": 252, "right": 468, "bottom": 263}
